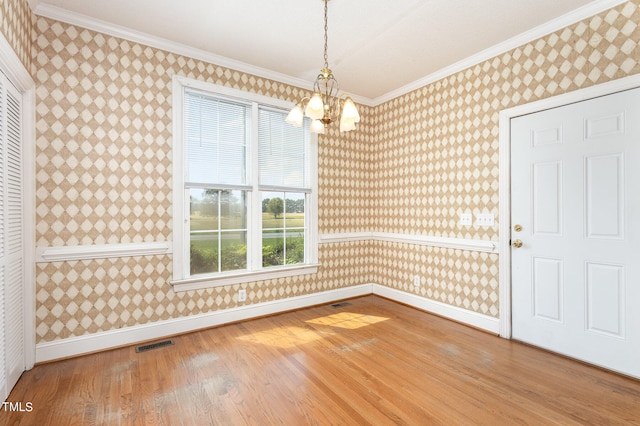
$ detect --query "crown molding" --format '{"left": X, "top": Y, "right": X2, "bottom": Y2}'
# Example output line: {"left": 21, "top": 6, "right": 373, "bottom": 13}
{"left": 32, "top": 3, "right": 377, "bottom": 107}
{"left": 373, "top": 0, "right": 629, "bottom": 105}
{"left": 27, "top": 0, "right": 40, "bottom": 11}
{"left": 32, "top": 3, "right": 309, "bottom": 89}
{"left": 33, "top": 0, "right": 625, "bottom": 107}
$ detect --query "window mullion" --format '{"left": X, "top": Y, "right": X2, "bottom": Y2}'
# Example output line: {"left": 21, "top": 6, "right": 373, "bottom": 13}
{"left": 307, "top": 133, "right": 319, "bottom": 265}
{"left": 283, "top": 194, "right": 287, "bottom": 265}
{"left": 183, "top": 187, "right": 190, "bottom": 278}
{"left": 249, "top": 102, "right": 262, "bottom": 270}
{"left": 217, "top": 190, "right": 222, "bottom": 273}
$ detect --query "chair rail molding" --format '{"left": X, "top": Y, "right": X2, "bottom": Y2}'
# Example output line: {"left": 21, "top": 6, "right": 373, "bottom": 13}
{"left": 319, "top": 232, "right": 497, "bottom": 253}
{"left": 36, "top": 241, "right": 173, "bottom": 263}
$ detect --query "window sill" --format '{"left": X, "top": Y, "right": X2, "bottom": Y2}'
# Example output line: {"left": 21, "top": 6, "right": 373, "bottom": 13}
{"left": 170, "top": 264, "right": 320, "bottom": 292}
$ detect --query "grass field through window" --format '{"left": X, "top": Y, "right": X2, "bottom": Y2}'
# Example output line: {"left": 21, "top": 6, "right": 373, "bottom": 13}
{"left": 189, "top": 212, "right": 305, "bottom": 274}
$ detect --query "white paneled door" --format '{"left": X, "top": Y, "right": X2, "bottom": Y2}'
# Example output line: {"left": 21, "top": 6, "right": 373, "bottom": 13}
{"left": 511, "top": 87, "right": 640, "bottom": 379}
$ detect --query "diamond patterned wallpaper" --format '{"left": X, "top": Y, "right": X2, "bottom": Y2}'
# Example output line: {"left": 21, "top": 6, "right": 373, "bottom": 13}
{"left": 375, "top": 1, "right": 639, "bottom": 240}
{"left": 31, "top": 16, "right": 377, "bottom": 343}
{"left": 374, "top": 0, "right": 640, "bottom": 317}
{"left": 33, "top": 17, "right": 376, "bottom": 247}
{"left": 0, "top": 0, "right": 32, "bottom": 70}
{"left": 33, "top": 21, "right": 173, "bottom": 246}
{"left": 373, "top": 241, "right": 499, "bottom": 316}
{"left": 318, "top": 110, "right": 376, "bottom": 234}
{"left": 35, "top": 242, "right": 375, "bottom": 342}
{"left": 25, "top": 1, "right": 640, "bottom": 343}
{"left": 370, "top": 1, "right": 639, "bottom": 315}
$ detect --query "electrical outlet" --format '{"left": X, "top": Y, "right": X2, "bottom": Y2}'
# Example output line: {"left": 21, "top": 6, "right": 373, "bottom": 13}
{"left": 238, "top": 289, "right": 246, "bottom": 302}
{"left": 476, "top": 213, "right": 495, "bottom": 227}
{"left": 413, "top": 276, "right": 421, "bottom": 287}
{"left": 460, "top": 213, "right": 472, "bottom": 226}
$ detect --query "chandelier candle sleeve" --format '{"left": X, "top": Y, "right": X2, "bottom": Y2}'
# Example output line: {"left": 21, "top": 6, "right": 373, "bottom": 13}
{"left": 305, "top": 93, "right": 325, "bottom": 120}
{"left": 310, "top": 119, "right": 326, "bottom": 134}
{"left": 286, "top": 0, "right": 360, "bottom": 133}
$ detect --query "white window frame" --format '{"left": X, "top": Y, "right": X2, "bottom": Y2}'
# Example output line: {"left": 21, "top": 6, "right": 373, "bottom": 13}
{"left": 171, "top": 75, "right": 318, "bottom": 292}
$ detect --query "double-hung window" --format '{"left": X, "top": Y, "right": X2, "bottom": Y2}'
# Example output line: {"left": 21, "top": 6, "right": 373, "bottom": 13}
{"left": 172, "top": 76, "right": 318, "bottom": 291}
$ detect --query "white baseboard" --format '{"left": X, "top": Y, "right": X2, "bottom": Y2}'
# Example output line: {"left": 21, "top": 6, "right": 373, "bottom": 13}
{"left": 35, "top": 284, "right": 373, "bottom": 363}
{"left": 35, "top": 283, "right": 500, "bottom": 363}
{"left": 372, "top": 284, "right": 500, "bottom": 334}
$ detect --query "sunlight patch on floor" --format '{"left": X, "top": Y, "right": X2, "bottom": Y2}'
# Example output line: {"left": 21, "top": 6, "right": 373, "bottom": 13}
{"left": 236, "top": 326, "right": 325, "bottom": 348}
{"left": 305, "top": 312, "right": 389, "bottom": 329}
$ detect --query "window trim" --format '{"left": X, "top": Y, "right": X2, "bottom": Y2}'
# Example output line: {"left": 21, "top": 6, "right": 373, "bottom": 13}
{"left": 171, "top": 75, "right": 319, "bottom": 292}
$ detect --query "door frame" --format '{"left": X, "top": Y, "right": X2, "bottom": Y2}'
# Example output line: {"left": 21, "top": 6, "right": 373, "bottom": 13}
{"left": 498, "top": 73, "right": 640, "bottom": 339}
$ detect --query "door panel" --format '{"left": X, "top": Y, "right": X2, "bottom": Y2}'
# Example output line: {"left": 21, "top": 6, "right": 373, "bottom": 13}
{"left": 532, "top": 161, "right": 562, "bottom": 235}
{"left": 585, "top": 262, "right": 624, "bottom": 337}
{"left": 585, "top": 113, "right": 624, "bottom": 139}
{"left": 511, "top": 87, "right": 640, "bottom": 379}
{"left": 585, "top": 154, "right": 623, "bottom": 239}
{"left": 532, "top": 257, "right": 563, "bottom": 322}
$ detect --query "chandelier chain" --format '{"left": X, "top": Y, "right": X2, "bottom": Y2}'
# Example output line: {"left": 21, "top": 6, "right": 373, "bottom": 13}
{"left": 323, "top": 0, "right": 329, "bottom": 69}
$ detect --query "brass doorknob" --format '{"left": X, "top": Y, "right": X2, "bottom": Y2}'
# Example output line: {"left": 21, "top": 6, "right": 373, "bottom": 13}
{"left": 512, "top": 239, "right": 523, "bottom": 248}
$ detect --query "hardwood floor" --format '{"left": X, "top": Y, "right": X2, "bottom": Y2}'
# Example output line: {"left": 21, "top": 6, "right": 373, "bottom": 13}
{"left": 4, "top": 295, "right": 640, "bottom": 425}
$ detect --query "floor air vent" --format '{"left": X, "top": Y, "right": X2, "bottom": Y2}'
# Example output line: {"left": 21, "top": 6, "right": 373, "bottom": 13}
{"left": 135, "top": 339, "right": 175, "bottom": 353}
{"left": 330, "top": 302, "right": 351, "bottom": 308}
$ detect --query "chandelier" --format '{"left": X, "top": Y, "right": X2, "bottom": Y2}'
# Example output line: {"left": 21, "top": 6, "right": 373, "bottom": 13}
{"left": 286, "top": 0, "right": 360, "bottom": 134}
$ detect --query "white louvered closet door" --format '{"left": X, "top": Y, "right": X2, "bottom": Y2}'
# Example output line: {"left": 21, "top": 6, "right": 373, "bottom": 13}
{"left": 0, "top": 71, "right": 24, "bottom": 402}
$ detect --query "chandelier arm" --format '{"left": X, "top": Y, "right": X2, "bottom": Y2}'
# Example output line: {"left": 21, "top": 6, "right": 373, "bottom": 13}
{"left": 326, "top": 78, "right": 340, "bottom": 121}
{"left": 298, "top": 96, "right": 311, "bottom": 108}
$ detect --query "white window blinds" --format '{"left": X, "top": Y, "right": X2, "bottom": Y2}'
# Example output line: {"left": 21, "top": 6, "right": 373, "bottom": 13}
{"left": 184, "top": 90, "right": 249, "bottom": 187}
{"left": 258, "top": 108, "right": 310, "bottom": 192}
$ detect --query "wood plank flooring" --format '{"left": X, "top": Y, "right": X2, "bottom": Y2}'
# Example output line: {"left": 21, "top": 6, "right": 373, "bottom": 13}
{"left": 4, "top": 295, "right": 640, "bottom": 425}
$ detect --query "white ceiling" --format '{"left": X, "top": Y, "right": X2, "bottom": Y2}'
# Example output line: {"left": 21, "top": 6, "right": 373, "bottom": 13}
{"left": 31, "top": 0, "right": 615, "bottom": 103}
